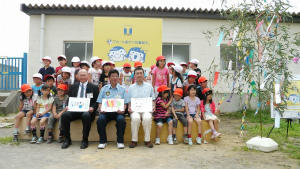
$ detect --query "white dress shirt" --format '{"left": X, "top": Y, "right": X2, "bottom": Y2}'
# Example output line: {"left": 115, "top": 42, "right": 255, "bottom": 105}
{"left": 77, "top": 81, "right": 88, "bottom": 98}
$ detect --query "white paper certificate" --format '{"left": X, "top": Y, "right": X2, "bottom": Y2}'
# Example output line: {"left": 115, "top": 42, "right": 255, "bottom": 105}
{"left": 101, "top": 99, "right": 124, "bottom": 112}
{"left": 131, "top": 97, "right": 152, "bottom": 112}
{"left": 68, "top": 97, "right": 90, "bottom": 112}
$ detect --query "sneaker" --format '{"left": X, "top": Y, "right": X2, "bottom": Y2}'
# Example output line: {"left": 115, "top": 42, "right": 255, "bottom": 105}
{"left": 31, "top": 136, "right": 38, "bottom": 143}
{"left": 36, "top": 137, "right": 44, "bottom": 144}
{"left": 214, "top": 132, "right": 222, "bottom": 138}
{"left": 155, "top": 138, "right": 160, "bottom": 145}
{"left": 182, "top": 135, "right": 188, "bottom": 144}
{"left": 211, "top": 134, "right": 216, "bottom": 139}
{"left": 98, "top": 143, "right": 107, "bottom": 149}
{"left": 167, "top": 136, "right": 173, "bottom": 145}
{"left": 47, "top": 135, "right": 53, "bottom": 144}
{"left": 13, "top": 134, "right": 18, "bottom": 142}
{"left": 188, "top": 138, "right": 193, "bottom": 145}
{"left": 57, "top": 136, "right": 64, "bottom": 143}
{"left": 23, "top": 130, "right": 30, "bottom": 135}
{"left": 173, "top": 137, "right": 178, "bottom": 144}
{"left": 196, "top": 137, "right": 202, "bottom": 144}
{"left": 117, "top": 143, "right": 125, "bottom": 149}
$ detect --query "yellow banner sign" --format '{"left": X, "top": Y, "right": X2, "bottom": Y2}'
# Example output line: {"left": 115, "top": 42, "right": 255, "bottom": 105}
{"left": 93, "top": 17, "right": 162, "bottom": 67}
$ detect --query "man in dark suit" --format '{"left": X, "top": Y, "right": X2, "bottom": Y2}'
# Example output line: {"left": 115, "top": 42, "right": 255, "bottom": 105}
{"left": 61, "top": 69, "right": 99, "bottom": 149}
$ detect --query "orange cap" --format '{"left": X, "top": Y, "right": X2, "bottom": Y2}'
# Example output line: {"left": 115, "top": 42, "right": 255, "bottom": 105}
{"left": 123, "top": 63, "right": 131, "bottom": 68}
{"left": 156, "top": 55, "right": 166, "bottom": 61}
{"left": 21, "top": 84, "right": 32, "bottom": 93}
{"left": 198, "top": 76, "right": 208, "bottom": 83}
{"left": 202, "top": 88, "right": 212, "bottom": 95}
{"left": 134, "top": 61, "right": 143, "bottom": 68}
{"left": 57, "top": 84, "right": 68, "bottom": 91}
{"left": 157, "top": 85, "right": 170, "bottom": 92}
{"left": 173, "top": 88, "right": 183, "bottom": 97}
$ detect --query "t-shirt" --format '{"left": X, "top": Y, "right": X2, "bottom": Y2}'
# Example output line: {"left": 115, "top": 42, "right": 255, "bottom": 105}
{"left": 88, "top": 67, "right": 102, "bottom": 86}
{"left": 184, "top": 96, "right": 200, "bottom": 115}
{"left": 20, "top": 93, "right": 38, "bottom": 110}
{"left": 38, "top": 66, "right": 55, "bottom": 82}
{"left": 121, "top": 72, "right": 132, "bottom": 89}
{"left": 57, "top": 75, "right": 72, "bottom": 86}
{"left": 50, "top": 86, "right": 57, "bottom": 97}
{"left": 152, "top": 67, "right": 169, "bottom": 87}
{"left": 53, "top": 95, "right": 69, "bottom": 113}
{"left": 205, "top": 104, "right": 213, "bottom": 116}
{"left": 155, "top": 97, "right": 169, "bottom": 119}
{"left": 171, "top": 76, "right": 183, "bottom": 94}
{"left": 36, "top": 96, "right": 54, "bottom": 114}
{"left": 31, "top": 84, "right": 44, "bottom": 94}
{"left": 182, "top": 73, "right": 188, "bottom": 80}
{"left": 171, "top": 99, "right": 185, "bottom": 115}
{"left": 183, "top": 80, "right": 195, "bottom": 87}
{"left": 194, "top": 68, "right": 201, "bottom": 85}
{"left": 99, "top": 73, "right": 110, "bottom": 87}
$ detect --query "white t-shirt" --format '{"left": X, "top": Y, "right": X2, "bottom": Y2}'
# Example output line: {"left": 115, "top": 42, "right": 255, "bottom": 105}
{"left": 88, "top": 67, "right": 102, "bottom": 86}
{"left": 36, "top": 96, "right": 54, "bottom": 114}
{"left": 121, "top": 72, "right": 132, "bottom": 89}
{"left": 20, "top": 93, "right": 38, "bottom": 110}
{"left": 171, "top": 76, "right": 183, "bottom": 87}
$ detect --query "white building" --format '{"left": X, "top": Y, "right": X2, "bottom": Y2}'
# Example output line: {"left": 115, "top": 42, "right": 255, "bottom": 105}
{"left": 21, "top": 3, "right": 300, "bottom": 112}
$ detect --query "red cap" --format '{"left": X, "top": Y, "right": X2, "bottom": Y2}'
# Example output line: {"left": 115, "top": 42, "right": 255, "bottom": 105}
{"left": 167, "top": 62, "right": 175, "bottom": 67}
{"left": 44, "top": 75, "right": 55, "bottom": 81}
{"left": 57, "top": 84, "right": 68, "bottom": 91}
{"left": 21, "top": 84, "right": 32, "bottom": 93}
{"left": 173, "top": 88, "right": 183, "bottom": 97}
{"left": 156, "top": 55, "right": 166, "bottom": 61}
{"left": 151, "top": 65, "right": 156, "bottom": 70}
{"left": 198, "top": 76, "right": 208, "bottom": 83}
{"left": 134, "top": 61, "right": 143, "bottom": 68}
{"left": 202, "top": 88, "right": 212, "bottom": 95}
{"left": 157, "top": 85, "right": 170, "bottom": 92}
{"left": 123, "top": 63, "right": 131, "bottom": 68}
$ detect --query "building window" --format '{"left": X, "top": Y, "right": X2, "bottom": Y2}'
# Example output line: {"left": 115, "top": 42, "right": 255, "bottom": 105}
{"left": 162, "top": 44, "right": 190, "bottom": 64}
{"left": 220, "top": 44, "right": 237, "bottom": 70}
{"left": 64, "top": 42, "right": 93, "bottom": 67}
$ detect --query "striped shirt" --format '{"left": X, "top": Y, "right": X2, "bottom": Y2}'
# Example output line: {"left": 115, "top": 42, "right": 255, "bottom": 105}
{"left": 154, "top": 97, "right": 169, "bottom": 119}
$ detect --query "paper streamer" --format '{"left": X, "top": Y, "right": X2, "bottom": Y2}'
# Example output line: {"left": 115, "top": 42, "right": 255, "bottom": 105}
{"left": 232, "top": 27, "right": 239, "bottom": 42}
{"left": 260, "top": 74, "right": 271, "bottom": 90}
{"left": 217, "top": 31, "right": 224, "bottom": 46}
{"left": 275, "top": 83, "right": 281, "bottom": 104}
{"left": 228, "top": 30, "right": 233, "bottom": 46}
{"left": 228, "top": 60, "right": 232, "bottom": 70}
{"left": 213, "top": 72, "right": 219, "bottom": 86}
{"left": 255, "top": 20, "right": 264, "bottom": 32}
{"left": 254, "top": 102, "right": 261, "bottom": 116}
{"left": 218, "top": 94, "right": 226, "bottom": 105}
{"left": 240, "top": 85, "right": 250, "bottom": 137}
{"left": 266, "top": 15, "right": 276, "bottom": 33}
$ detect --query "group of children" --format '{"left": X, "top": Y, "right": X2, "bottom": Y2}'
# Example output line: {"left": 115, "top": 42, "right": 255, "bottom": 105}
{"left": 13, "top": 54, "right": 221, "bottom": 145}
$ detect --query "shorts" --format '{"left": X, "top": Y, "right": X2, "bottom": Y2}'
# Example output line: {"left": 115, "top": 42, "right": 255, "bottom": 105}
{"left": 47, "top": 113, "right": 62, "bottom": 129}
{"left": 33, "top": 113, "right": 50, "bottom": 119}
{"left": 173, "top": 113, "right": 188, "bottom": 128}
{"left": 184, "top": 114, "right": 200, "bottom": 119}
{"left": 20, "top": 110, "right": 33, "bottom": 116}
{"left": 154, "top": 116, "right": 173, "bottom": 126}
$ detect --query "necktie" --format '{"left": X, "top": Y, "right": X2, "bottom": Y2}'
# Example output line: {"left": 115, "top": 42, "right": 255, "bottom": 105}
{"left": 80, "top": 84, "right": 84, "bottom": 98}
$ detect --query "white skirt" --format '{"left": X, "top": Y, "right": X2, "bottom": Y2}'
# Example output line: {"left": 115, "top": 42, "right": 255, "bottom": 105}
{"left": 205, "top": 113, "right": 220, "bottom": 122}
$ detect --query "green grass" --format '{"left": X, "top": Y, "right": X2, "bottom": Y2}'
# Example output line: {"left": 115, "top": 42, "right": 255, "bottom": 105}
{"left": 222, "top": 110, "right": 300, "bottom": 160}
{"left": 0, "top": 136, "right": 20, "bottom": 145}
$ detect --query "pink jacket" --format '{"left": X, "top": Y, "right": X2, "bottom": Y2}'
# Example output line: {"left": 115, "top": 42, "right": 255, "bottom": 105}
{"left": 200, "top": 100, "right": 216, "bottom": 114}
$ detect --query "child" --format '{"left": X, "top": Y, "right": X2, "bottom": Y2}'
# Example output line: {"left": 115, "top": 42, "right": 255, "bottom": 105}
{"left": 197, "top": 76, "right": 208, "bottom": 100}
{"left": 180, "top": 62, "right": 188, "bottom": 80}
{"left": 171, "top": 88, "right": 188, "bottom": 144}
{"left": 184, "top": 85, "right": 202, "bottom": 145}
{"left": 38, "top": 56, "right": 55, "bottom": 82}
{"left": 55, "top": 55, "right": 67, "bottom": 86}
{"left": 99, "top": 60, "right": 111, "bottom": 91}
{"left": 200, "top": 88, "right": 221, "bottom": 139}
{"left": 167, "top": 62, "right": 175, "bottom": 77}
{"left": 154, "top": 85, "right": 173, "bottom": 145}
{"left": 70, "top": 56, "right": 81, "bottom": 85}
{"left": 152, "top": 55, "right": 169, "bottom": 97}
{"left": 188, "top": 59, "right": 201, "bottom": 85}
{"left": 47, "top": 84, "right": 69, "bottom": 144}
{"left": 109, "top": 61, "right": 116, "bottom": 70}
{"left": 119, "top": 63, "right": 132, "bottom": 90}
{"left": 88, "top": 56, "right": 102, "bottom": 86}
{"left": 32, "top": 73, "right": 44, "bottom": 94}
{"left": 131, "top": 61, "right": 147, "bottom": 83}
{"left": 170, "top": 65, "right": 183, "bottom": 94}
{"left": 57, "top": 67, "right": 71, "bottom": 91}
{"left": 147, "top": 65, "right": 155, "bottom": 84}
{"left": 80, "top": 60, "right": 90, "bottom": 72}
{"left": 30, "top": 84, "right": 54, "bottom": 144}
{"left": 44, "top": 75, "right": 57, "bottom": 96}
{"left": 183, "top": 70, "right": 197, "bottom": 96}
{"left": 12, "top": 84, "right": 38, "bottom": 141}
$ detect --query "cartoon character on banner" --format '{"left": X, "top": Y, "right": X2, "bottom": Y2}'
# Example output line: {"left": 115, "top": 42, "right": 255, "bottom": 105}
{"left": 127, "top": 47, "right": 147, "bottom": 63}
{"left": 108, "top": 46, "right": 127, "bottom": 62}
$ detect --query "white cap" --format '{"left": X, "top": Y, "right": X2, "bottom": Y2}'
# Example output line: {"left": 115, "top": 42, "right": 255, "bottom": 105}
{"left": 90, "top": 56, "right": 102, "bottom": 64}
{"left": 33, "top": 73, "right": 43, "bottom": 79}
{"left": 71, "top": 56, "right": 80, "bottom": 63}
{"left": 172, "top": 65, "right": 183, "bottom": 73}
{"left": 187, "top": 70, "right": 197, "bottom": 77}
{"left": 180, "top": 62, "right": 188, "bottom": 66}
{"left": 42, "top": 56, "right": 52, "bottom": 62}
{"left": 57, "top": 55, "right": 67, "bottom": 60}
{"left": 101, "top": 60, "right": 110, "bottom": 67}
{"left": 81, "top": 60, "right": 88, "bottom": 64}
{"left": 62, "top": 67, "right": 71, "bottom": 73}
{"left": 189, "top": 59, "right": 199, "bottom": 65}
{"left": 108, "top": 61, "right": 115, "bottom": 65}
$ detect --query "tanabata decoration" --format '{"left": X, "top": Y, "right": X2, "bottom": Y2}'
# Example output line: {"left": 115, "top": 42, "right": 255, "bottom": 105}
{"left": 217, "top": 31, "right": 224, "bottom": 46}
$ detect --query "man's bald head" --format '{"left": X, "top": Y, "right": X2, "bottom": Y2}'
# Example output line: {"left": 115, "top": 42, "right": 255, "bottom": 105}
{"left": 78, "top": 69, "right": 88, "bottom": 83}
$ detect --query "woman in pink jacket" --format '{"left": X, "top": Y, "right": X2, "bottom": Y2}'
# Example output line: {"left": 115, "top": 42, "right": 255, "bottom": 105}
{"left": 200, "top": 88, "right": 221, "bottom": 139}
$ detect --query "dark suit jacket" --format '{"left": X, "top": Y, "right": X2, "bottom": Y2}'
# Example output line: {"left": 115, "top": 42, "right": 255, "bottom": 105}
{"left": 69, "top": 82, "right": 99, "bottom": 114}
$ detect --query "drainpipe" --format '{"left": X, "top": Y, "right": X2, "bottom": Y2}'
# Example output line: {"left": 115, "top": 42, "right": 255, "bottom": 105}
{"left": 40, "top": 14, "right": 45, "bottom": 62}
